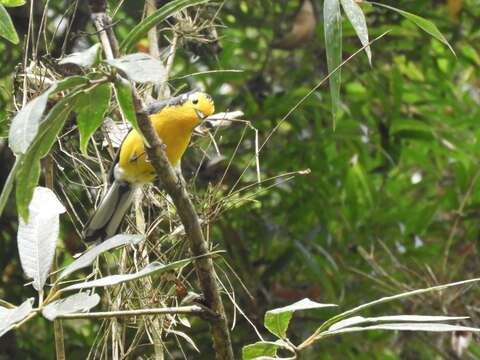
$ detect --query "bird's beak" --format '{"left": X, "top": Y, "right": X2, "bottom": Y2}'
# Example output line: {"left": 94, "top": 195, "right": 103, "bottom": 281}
{"left": 195, "top": 109, "right": 207, "bottom": 121}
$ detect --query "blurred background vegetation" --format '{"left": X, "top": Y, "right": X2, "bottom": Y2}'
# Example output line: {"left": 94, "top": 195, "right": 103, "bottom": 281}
{"left": 1, "top": 0, "right": 480, "bottom": 358}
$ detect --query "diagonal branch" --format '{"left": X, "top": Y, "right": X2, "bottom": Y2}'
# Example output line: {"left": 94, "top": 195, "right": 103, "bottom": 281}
{"left": 86, "top": 1, "right": 234, "bottom": 359}
{"left": 133, "top": 91, "right": 235, "bottom": 360}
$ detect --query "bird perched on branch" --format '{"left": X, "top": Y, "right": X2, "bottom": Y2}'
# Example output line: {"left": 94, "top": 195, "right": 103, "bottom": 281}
{"left": 83, "top": 90, "right": 215, "bottom": 243}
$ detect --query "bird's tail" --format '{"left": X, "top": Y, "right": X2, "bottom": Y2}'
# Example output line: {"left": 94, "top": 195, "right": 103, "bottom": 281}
{"left": 83, "top": 180, "right": 136, "bottom": 243}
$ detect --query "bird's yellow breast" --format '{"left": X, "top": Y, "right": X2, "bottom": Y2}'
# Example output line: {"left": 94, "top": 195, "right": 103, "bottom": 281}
{"left": 116, "top": 93, "right": 214, "bottom": 184}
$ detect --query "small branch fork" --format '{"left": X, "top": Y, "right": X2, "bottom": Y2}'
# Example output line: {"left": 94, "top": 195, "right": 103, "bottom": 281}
{"left": 86, "top": 1, "right": 234, "bottom": 359}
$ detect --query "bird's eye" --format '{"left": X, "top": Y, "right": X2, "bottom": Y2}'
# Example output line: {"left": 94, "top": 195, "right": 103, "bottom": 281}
{"left": 192, "top": 98, "right": 199, "bottom": 105}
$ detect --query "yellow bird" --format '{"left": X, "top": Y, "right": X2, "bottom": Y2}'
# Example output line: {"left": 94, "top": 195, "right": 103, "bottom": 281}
{"left": 83, "top": 90, "right": 215, "bottom": 242}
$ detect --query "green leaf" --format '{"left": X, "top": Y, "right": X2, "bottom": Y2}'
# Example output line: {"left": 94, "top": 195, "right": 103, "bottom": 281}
{"left": 0, "top": 4, "right": 18, "bottom": 44}
{"left": 61, "top": 259, "right": 193, "bottom": 291}
{"left": 242, "top": 341, "right": 285, "bottom": 360}
{"left": 371, "top": 2, "right": 455, "bottom": 55}
{"left": 17, "top": 187, "right": 66, "bottom": 291}
{"left": 16, "top": 93, "right": 79, "bottom": 221}
{"left": 8, "top": 76, "right": 89, "bottom": 155}
{"left": 325, "top": 322, "right": 480, "bottom": 336}
{"left": 351, "top": 161, "right": 373, "bottom": 207}
{"left": 55, "top": 76, "right": 90, "bottom": 92}
{"left": 0, "top": 299, "right": 33, "bottom": 338}
{"left": 329, "top": 315, "right": 468, "bottom": 331}
{"left": 1, "top": 77, "right": 88, "bottom": 219}
{"left": 106, "top": 53, "right": 166, "bottom": 84}
{"left": 42, "top": 293, "right": 100, "bottom": 321}
{"left": 15, "top": 160, "right": 41, "bottom": 222}
{"left": 264, "top": 298, "right": 337, "bottom": 338}
{"left": 75, "top": 83, "right": 112, "bottom": 154}
{"left": 113, "top": 77, "right": 140, "bottom": 134}
{"left": 0, "top": 157, "right": 21, "bottom": 218}
{"left": 0, "top": 0, "right": 25, "bottom": 7}
{"left": 340, "top": 0, "right": 371, "bottom": 64}
{"left": 9, "top": 87, "right": 57, "bottom": 155}
{"left": 120, "top": 0, "right": 209, "bottom": 53}
{"left": 390, "top": 119, "right": 433, "bottom": 141}
{"left": 461, "top": 44, "right": 480, "bottom": 66}
{"left": 324, "top": 0, "right": 342, "bottom": 125}
{"left": 58, "top": 43, "right": 102, "bottom": 68}
{"left": 59, "top": 234, "right": 144, "bottom": 280}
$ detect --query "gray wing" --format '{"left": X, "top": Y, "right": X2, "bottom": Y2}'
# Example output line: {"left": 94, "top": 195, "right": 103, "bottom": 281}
{"left": 144, "top": 90, "right": 197, "bottom": 115}
{"left": 144, "top": 98, "right": 171, "bottom": 115}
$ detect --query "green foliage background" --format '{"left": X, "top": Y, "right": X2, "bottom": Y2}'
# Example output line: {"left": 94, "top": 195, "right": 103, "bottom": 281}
{"left": 1, "top": 0, "right": 480, "bottom": 359}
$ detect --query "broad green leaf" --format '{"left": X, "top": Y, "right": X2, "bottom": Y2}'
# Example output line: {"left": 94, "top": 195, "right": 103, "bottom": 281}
{"left": 16, "top": 93, "right": 79, "bottom": 220}
{"left": 75, "top": 83, "right": 112, "bottom": 154}
{"left": 371, "top": 2, "right": 455, "bottom": 55}
{"left": 106, "top": 53, "right": 166, "bottom": 84}
{"left": 15, "top": 159, "right": 40, "bottom": 222}
{"left": 351, "top": 162, "right": 373, "bottom": 207}
{"left": 264, "top": 298, "right": 337, "bottom": 338}
{"left": 0, "top": 4, "right": 18, "bottom": 44}
{"left": 17, "top": 187, "right": 65, "bottom": 291}
{"left": 394, "top": 55, "right": 425, "bottom": 82}
{"left": 340, "top": 0, "right": 371, "bottom": 64}
{"left": 55, "top": 75, "right": 90, "bottom": 92}
{"left": 0, "top": 299, "right": 33, "bottom": 338}
{"left": 0, "top": 0, "right": 25, "bottom": 7}
{"left": 9, "top": 86, "right": 57, "bottom": 155}
{"left": 324, "top": 0, "right": 342, "bottom": 124}
{"left": 0, "top": 157, "right": 21, "bottom": 218}
{"left": 8, "top": 76, "right": 89, "bottom": 155}
{"left": 59, "top": 234, "right": 144, "bottom": 280}
{"left": 329, "top": 315, "right": 469, "bottom": 331}
{"left": 120, "top": 0, "right": 209, "bottom": 52}
{"left": 61, "top": 259, "right": 193, "bottom": 291}
{"left": 113, "top": 77, "right": 140, "bottom": 134}
{"left": 166, "top": 329, "right": 200, "bottom": 353}
{"left": 58, "top": 43, "right": 102, "bottom": 68}
{"left": 242, "top": 341, "right": 287, "bottom": 360}
{"left": 42, "top": 293, "right": 100, "bottom": 321}
{"left": 391, "top": 119, "right": 433, "bottom": 141}
{"left": 461, "top": 44, "right": 480, "bottom": 66}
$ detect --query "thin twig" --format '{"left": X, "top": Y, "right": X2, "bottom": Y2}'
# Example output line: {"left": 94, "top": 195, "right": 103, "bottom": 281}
{"left": 89, "top": 0, "right": 120, "bottom": 59}
{"left": 146, "top": 0, "right": 161, "bottom": 60}
{"left": 159, "top": 31, "right": 179, "bottom": 98}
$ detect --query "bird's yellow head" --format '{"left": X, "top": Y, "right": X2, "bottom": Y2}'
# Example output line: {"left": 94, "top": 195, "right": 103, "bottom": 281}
{"left": 185, "top": 91, "right": 215, "bottom": 122}
{"left": 148, "top": 91, "right": 215, "bottom": 130}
